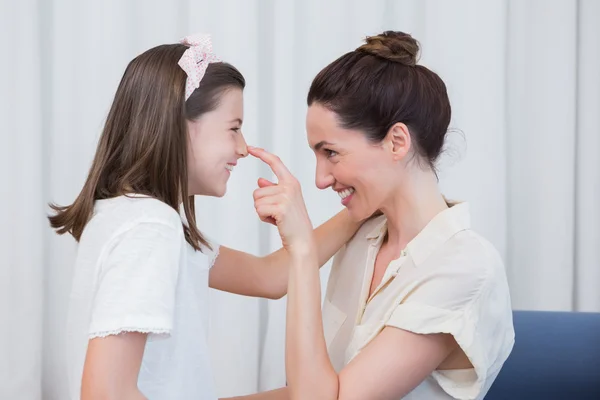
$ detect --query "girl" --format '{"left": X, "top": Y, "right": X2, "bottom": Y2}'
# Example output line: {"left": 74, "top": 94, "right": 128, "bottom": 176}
{"left": 247, "top": 31, "right": 514, "bottom": 400}
{"left": 48, "top": 34, "right": 360, "bottom": 400}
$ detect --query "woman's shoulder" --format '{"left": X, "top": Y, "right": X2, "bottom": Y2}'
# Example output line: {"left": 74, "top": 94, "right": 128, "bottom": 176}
{"left": 425, "top": 229, "right": 509, "bottom": 308}
{"left": 442, "top": 229, "right": 505, "bottom": 275}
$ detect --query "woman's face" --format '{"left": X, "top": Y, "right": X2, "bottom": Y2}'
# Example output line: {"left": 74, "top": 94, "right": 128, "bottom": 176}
{"left": 306, "top": 104, "right": 411, "bottom": 221}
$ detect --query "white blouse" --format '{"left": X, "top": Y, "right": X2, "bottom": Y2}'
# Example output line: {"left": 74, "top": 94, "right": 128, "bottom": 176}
{"left": 322, "top": 202, "right": 514, "bottom": 399}
{"left": 66, "top": 195, "right": 220, "bottom": 400}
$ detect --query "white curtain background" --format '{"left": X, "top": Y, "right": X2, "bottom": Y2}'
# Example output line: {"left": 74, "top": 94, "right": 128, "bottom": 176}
{"left": 1, "top": 0, "right": 599, "bottom": 398}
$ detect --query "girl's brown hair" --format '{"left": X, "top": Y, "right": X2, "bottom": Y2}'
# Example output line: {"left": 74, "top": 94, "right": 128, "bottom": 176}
{"left": 48, "top": 43, "right": 245, "bottom": 251}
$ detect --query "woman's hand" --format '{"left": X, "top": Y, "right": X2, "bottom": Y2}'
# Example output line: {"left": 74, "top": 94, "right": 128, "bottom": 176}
{"left": 248, "top": 146, "right": 315, "bottom": 256}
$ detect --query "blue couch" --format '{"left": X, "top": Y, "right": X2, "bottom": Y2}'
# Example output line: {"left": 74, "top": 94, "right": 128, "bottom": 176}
{"left": 485, "top": 310, "right": 600, "bottom": 399}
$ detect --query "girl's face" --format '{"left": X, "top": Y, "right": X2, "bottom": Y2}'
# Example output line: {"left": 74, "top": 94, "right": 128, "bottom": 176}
{"left": 186, "top": 88, "right": 248, "bottom": 197}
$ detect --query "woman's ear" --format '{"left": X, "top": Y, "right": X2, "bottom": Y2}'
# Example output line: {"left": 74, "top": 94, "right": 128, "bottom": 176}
{"left": 385, "top": 122, "right": 411, "bottom": 161}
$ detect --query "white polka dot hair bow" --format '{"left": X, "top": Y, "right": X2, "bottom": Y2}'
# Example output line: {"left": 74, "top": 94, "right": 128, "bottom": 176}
{"left": 178, "top": 33, "right": 222, "bottom": 101}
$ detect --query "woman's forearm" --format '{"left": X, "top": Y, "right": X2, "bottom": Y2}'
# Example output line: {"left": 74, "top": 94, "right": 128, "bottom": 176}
{"left": 285, "top": 250, "right": 339, "bottom": 400}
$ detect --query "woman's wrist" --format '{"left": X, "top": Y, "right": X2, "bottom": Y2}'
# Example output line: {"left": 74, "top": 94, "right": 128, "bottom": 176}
{"left": 289, "top": 240, "right": 318, "bottom": 267}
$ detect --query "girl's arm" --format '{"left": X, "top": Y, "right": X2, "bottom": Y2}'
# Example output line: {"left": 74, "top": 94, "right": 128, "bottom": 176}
{"left": 209, "top": 208, "right": 360, "bottom": 299}
{"left": 81, "top": 333, "right": 148, "bottom": 400}
{"left": 221, "top": 387, "right": 288, "bottom": 400}
{"left": 80, "top": 221, "right": 182, "bottom": 400}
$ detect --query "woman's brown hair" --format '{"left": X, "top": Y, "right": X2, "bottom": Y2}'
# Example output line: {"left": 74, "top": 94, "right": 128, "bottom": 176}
{"left": 307, "top": 31, "right": 451, "bottom": 172}
{"left": 48, "top": 43, "right": 245, "bottom": 251}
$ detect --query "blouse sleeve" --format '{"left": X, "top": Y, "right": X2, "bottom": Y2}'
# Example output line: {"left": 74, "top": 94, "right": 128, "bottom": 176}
{"left": 88, "top": 221, "right": 183, "bottom": 341}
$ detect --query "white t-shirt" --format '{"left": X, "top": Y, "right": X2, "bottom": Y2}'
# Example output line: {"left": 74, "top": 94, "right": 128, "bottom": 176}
{"left": 65, "top": 195, "right": 219, "bottom": 400}
{"left": 322, "top": 202, "right": 515, "bottom": 399}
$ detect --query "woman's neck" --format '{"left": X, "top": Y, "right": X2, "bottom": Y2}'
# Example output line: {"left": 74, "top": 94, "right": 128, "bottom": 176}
{"left": 379, "top": 168, "right": 448, "bottom": 255}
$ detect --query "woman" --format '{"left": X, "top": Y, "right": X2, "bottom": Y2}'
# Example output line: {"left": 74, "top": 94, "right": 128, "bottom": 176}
{"left": 247, "top": 31, "right": 514, "bottom": 400}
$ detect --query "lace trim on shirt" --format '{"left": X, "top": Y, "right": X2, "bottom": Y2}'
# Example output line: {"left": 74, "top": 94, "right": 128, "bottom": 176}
{"left": 89, "top": 327, "right": 171, "bottom": 339}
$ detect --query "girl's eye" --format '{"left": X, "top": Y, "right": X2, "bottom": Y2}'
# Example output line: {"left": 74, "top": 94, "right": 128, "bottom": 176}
{"left": 231, "top": 128, "right": 241, "bottom": 133}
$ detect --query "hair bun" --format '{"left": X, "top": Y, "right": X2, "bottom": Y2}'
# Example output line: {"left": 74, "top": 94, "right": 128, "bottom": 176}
{"left": 357, "top": 31, "right": 420, "bottom": 66}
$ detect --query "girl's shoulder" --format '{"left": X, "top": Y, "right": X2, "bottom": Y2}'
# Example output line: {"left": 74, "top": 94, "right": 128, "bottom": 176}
{"left": 93, "top": 194, "right": 182, "bottom": 230}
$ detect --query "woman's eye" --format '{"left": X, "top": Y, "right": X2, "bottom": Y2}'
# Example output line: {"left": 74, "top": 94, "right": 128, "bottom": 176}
{"left": 324, "top": 149, "right": 338, "bottom": 158}
{"left": 231, "top": 127, "right": 241, "bottom": 133}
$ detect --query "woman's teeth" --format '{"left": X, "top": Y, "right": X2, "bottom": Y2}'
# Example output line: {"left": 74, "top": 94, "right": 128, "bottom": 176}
{"left": 225, "top": 164, "right": 234, "bottom": 172}
{"left": 338, "top": 188, "right": 355, "bottom": 199}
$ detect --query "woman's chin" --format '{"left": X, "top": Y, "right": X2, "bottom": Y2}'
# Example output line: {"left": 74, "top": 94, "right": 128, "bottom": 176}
{"left": 347, "top": 207, "right": 368, "bottom": 222}
{"left": 349, "top": 205, "right": 382, "bottom": 222}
